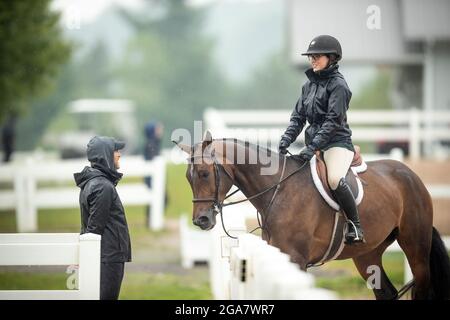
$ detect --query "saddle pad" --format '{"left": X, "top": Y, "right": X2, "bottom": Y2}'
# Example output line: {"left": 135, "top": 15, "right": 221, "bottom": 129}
{"left": 310, "top": 155, "right": 366, "bottom": 211}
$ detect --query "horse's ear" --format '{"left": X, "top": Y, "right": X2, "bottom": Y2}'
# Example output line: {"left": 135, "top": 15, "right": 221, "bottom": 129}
{"left": 202, "top": 130, "right": 213, "bottom": 149}
{"left": 172, "top": 140, "right": 191, "bottom": 154}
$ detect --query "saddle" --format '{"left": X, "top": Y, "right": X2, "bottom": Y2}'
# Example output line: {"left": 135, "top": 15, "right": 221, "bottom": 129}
{"left": 311, "top": 145, "right": 367, "bottom": 211}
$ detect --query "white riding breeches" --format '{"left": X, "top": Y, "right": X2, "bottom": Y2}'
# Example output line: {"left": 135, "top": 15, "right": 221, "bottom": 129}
{"left": 323, "top": 147, "right": 355, "bottom": 190}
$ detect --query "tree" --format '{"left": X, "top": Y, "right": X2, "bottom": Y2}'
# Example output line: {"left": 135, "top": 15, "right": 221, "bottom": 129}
{"left": 116, "top": 0, "right": 229, "bottom": 148}
{"left": 350, "top": 68, "right": 394, "bottom": 110}
{"left": 15, "top": 40, "right": 115, "bottom": 151}
{"left": 0, "top": 0, "right": 71, "bottom": 121}
{"left": 74, "top": 40, "right": 112, "bottom": 98}
{"left": 228, "top": 52, "right": 303, "bottom": 110}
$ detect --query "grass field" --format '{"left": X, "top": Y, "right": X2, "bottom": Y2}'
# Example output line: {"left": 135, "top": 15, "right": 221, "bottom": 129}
{"left": 0, "top": 163, "right": 409, "bottom": 299}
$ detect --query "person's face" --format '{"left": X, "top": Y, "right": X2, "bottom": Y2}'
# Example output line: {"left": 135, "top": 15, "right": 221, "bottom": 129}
{"left": 308, "top": 54, "right": 329, "bottom": 72}
{"left": 114, "top": 150, "right": 121, "bottom": 169}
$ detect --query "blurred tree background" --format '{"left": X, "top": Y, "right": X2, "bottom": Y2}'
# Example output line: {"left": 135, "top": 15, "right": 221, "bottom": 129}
{"left": 1, "top": 0, "right": 392, "bottom": 153}
{"left": 0, "top": 0, "right": 70, "bottom": 122}
{"left": 115, "top": 0, "right": 230, "bottom": 149}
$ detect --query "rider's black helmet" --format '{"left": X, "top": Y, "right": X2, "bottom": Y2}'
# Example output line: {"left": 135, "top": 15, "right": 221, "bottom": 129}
{"left": 301, "top": 35, "right": 342, "bottom": 61}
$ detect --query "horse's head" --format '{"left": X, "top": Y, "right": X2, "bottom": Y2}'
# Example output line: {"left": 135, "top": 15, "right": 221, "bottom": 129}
{"left": 174, "top": 131, "right": 234, "bottom": 230}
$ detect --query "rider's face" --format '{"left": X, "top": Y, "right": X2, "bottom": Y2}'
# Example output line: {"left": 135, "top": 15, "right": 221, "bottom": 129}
{"left": 309, "top": 54, "right": 329, "bottom": 72}
{"left": 114, "top": 150, "right": 121, "bottom": 169}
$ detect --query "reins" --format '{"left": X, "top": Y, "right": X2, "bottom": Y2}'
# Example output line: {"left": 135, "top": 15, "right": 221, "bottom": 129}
{"left": 190, "top": 150, "right": 307, "bottom": 239}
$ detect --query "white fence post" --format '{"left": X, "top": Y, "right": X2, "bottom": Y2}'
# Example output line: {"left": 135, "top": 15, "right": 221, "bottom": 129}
{"left": 410, "top": 109, "right": 422, "bottom": 160}
{"left": 179, "top": 214, "right": 213, "bottom": 268}
{"left": 148, "top": 156, "right": 166, "bottom": 230}
{"left": 227, "top": 233, "right": 336, "bottom": 300}
{"left": 15, "top": 160, "right": 38, "bottom": 233}
{"left": 15, "top": 172, "right": 28, "bottom": 233}
{"left": 0, "top": 233, "right": 101, "bottom": 299}
{"left": 78, "top": 233, "right": 101, "bottom": 300}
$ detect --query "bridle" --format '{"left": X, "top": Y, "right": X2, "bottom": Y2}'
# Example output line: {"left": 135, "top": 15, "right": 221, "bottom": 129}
{"left": 189, "top": 149, "right": 308, "bottom": 239}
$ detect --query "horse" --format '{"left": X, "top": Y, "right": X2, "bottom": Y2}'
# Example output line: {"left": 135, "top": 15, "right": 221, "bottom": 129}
{"left": 175, "top": 133, "right": 450, "bottom": 300}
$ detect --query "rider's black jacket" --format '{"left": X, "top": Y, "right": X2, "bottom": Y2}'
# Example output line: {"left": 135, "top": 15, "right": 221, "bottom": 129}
{"left": 282, "top": 64, "right": 354, "bottom": 152}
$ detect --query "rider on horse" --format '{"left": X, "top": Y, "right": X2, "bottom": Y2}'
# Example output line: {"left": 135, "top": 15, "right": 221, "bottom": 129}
{"left": 278, "top": 35, "right": 365, "bottom": 245}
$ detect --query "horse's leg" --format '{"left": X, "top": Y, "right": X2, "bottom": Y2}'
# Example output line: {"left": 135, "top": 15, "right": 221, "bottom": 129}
{"left": 352, "top": 239, "right": 398, "bottom": 300}
{"left": 396, "top": 229, "right": 432, "bottom": 299}
{"left": 393, "top": 163, "right": 433, "bottom": 299}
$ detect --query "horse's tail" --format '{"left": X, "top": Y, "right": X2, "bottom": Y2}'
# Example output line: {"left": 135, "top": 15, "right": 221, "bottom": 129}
{"left": 429, "top": 227, "right": 450, "bottom": 299}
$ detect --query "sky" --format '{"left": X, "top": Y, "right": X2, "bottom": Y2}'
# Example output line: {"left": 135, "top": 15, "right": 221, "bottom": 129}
{"left": 52, "top": 0, "right": 145, "bottom": 24}
{"left": 51, "top": 0, "right": 375, "bottom": 89}
{"left": 51, "top": 0, "right": 273, "bottom": 23}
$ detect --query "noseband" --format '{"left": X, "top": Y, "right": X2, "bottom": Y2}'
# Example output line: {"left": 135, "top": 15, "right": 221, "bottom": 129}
{"left": 189, "top": 149, "right": 308, "bottom": 239}
{"left": 190, "top": 151, "right": 235, "bottom": 214}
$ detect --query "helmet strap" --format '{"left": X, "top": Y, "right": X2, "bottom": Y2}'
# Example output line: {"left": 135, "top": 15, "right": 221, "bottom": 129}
{"left": 325, "top": 54, "right": 338, "bottom": 68}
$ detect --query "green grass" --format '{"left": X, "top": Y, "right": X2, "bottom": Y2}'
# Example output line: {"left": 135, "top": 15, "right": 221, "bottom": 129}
{"left": 0, "top": 270, "right": 212, "bottom": 299}
{"left": 165, "top": 163, "right": 191, "bottom": 218}
{"left": 0, "top": 271, "right": 69, "bottom": 290}
{"left": 313, "top": 252, "right": 405, "bottom": 299}
{"left": 120, "top": 271, "right": 212, "bottom": 300}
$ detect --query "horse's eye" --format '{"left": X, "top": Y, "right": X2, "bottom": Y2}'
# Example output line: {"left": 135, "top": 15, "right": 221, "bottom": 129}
{"left": 198, "top": 171, "right": 209, "bottom": 179}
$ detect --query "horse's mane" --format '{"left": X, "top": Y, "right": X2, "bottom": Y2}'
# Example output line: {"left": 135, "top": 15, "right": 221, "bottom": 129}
{"left": 214, "top": 138, "right": 277, "bottom": 156}
{"left": 191, "top": 137, "right": 306, "bottom": 168}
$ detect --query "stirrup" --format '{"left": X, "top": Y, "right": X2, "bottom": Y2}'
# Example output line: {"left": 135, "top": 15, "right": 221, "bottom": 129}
{"left": 345, "top": 221, "right": 365, "bottom": 244}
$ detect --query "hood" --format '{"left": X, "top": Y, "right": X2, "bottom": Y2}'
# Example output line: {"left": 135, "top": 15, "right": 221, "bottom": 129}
{"left": 74, "top": 166, "right": 108, "bottom": 188}
{"left": 305, "top": 64, "right": 343, "bottom": 82}
{"left": 83, "top": 136, "right": 124, "bottom": 185}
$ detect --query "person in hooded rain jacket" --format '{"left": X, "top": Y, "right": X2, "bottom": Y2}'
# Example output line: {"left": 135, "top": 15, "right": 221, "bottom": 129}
{"left": 74, "top": 136, "right": 132, "bottom": 300}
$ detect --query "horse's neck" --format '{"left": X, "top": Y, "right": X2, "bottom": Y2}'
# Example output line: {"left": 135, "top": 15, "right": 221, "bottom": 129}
{"left": 216, "top": 139, "right": 285, "bottom": 212}
{"left": 230, "top": 156, "right": 284, "bottom": 215}
{"left": 231, "top": 163, "right": 273, "bottom": 213}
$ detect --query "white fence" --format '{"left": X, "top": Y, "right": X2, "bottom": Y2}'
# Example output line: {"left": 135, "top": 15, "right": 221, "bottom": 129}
{"left": 0, "top": 233, "right": 100, "bottom": 300}
{"left": 204, "top": 108, "right": 450, "bottom": 160}
{"left": 229, "top": 234, "right": 337, "bottom": 299}
{"left": 179, "top": 196, "right": 256, "bottom": 271}
{"left": 0, "top": 155, "right": 166, "bottom": 232}
{"left": 180, "top": 206, "right": 337, "bottom": 300}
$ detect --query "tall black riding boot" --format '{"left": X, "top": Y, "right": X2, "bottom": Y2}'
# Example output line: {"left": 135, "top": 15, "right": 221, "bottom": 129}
{"left": 333, "top": 178, "right": 365, "bottom": 244}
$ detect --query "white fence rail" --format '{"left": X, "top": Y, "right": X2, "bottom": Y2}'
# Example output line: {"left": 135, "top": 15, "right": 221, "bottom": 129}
{"left": 0, "top": 233, "right": 100, "bottom": 300}
{"left": 204, "top": 108, "right": 450, "bottom": 160}
{"left": 0, "top": 155, "right": 166, "bottom": 232}
{"left": 228, "top": 234, "right": 337, "bottom": 299}
{"left": 180, "top": 208, "right": 337, "bottom": 300}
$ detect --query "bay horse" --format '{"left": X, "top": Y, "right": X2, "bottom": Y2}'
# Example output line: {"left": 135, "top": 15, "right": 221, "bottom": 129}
{"left": 175, "top": 134, "right": 450, "bottom": 300}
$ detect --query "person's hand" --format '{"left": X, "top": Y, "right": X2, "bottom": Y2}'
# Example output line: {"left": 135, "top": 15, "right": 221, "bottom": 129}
{"left": 278, "top": 138, "right": 291, "bottom": 155}
{"left": 299, "top": 146, "right": 315, "bottom": 162}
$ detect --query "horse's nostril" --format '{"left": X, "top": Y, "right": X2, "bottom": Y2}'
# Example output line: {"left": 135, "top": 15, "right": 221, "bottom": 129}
{"left": 198, "top": 216, "right": 209, "bottom": 224}
{"left": 193, "top": 215, "right": 210, "bottom": 228}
